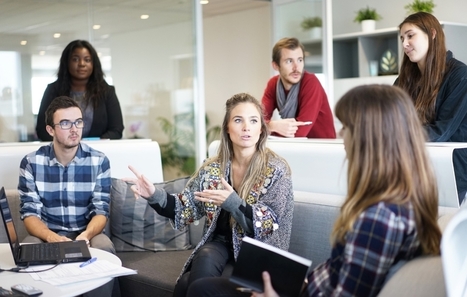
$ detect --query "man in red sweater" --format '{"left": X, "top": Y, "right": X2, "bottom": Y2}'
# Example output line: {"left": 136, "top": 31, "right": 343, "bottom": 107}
{"left": 262, "top": 37, "right": 336, "bottom": 138}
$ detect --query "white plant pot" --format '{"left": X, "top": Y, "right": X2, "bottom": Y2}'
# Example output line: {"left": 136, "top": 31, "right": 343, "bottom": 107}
{"left": 308, "top": 27, "right": 322, "bottom": 40}
{"left": 361, "top": 20, "right": 376, "bottom": 32}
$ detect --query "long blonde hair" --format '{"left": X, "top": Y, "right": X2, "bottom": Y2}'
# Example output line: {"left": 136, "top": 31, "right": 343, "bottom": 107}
{"left": 194, "top": 93, "right": 279, "bottom": 200}
{"left": 333, "top": 85, "right": 441, "bottom": 255}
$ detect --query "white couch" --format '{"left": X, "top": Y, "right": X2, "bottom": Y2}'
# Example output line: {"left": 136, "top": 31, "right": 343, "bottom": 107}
{"left": 0, "top": 139, "right": 164, "bottom": 190}
{"left": 209, "top": 138, "right": 463, "bottom": 210}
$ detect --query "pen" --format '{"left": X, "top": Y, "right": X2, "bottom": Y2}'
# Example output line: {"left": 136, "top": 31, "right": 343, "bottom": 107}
{"left": 80, "top": 257, "right": 97, "bottom": 268}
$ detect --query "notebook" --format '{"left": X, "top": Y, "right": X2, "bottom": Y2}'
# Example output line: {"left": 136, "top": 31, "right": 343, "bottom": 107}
{"left": 229, "top": 236, "right": 312, "bottom": 297}
{"left": 0, "top": 187, "right": 91, "bottom": 266}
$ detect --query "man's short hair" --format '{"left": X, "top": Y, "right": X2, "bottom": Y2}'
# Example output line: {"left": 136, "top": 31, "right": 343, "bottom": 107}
{"left": 45, "top": 96, "right": 82, "bottom": 127}
{"left": 272, "top": 37, "right": 305, "bottom": 65}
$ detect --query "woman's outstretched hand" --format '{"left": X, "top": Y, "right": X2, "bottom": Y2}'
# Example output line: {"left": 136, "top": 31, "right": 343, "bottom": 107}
{"left": 122, "top": 165, "right": 156, "bottom": 200}
{"left": 251, "top": 272, "right": 279, "bottom": 297}
{"left": 194, "top": 178, "right": 234, "bottom": 206}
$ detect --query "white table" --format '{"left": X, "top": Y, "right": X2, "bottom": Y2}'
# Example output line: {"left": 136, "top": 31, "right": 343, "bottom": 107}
{"left": 0, "top": 244, "right": 121, "bottom": 297}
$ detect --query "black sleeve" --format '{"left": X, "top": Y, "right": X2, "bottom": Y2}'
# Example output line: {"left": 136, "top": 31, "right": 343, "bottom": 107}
{"left": 148, "top": 192, "right": 176, "bottom": 220}
{"left": 100, "top": 86, "right": 124, "bottom": 139}
{"left": 238, "top": 203, "right": 253, "bottom": 220}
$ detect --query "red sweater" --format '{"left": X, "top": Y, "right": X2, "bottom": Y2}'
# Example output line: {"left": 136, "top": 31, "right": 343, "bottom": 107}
{"left": 262, "top": 72, "right": 336, "bottom": 138}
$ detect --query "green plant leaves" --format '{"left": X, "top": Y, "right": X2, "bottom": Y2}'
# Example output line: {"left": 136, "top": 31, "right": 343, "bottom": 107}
{"left": 405, "top": 0, "right": 435, "bottom": 14}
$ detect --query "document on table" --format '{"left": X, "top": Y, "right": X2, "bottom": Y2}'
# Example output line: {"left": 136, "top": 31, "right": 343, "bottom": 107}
{"left": 26, "top": 260, "right": 137, "bottom": 286}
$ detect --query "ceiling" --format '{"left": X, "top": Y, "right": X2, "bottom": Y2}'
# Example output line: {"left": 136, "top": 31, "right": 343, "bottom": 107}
{"left": 0, "top": 0, "right": 270, "bottom": 55}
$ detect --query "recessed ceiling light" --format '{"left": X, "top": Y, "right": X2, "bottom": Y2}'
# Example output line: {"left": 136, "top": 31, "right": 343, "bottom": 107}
{"left": 53, "top": 33, "right": 61, "bottom": 38}
{"left": 140, "top": 14, "right": 149, "bottom": 20}
{"left": 93, "top": 25, "right": 101, "bottom": 30}
{"left": 20, "top": 40, "right": 27, "bottom": 45}
{"left": 39, "top": 51, "right": 45, "bottom": 55}
{"left": 200, "top": 0, "right": 209, "bottom": 4}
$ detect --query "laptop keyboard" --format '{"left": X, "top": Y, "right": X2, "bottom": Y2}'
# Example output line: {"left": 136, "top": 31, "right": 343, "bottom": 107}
{"left": 24, "top": 243, "right": 61, "bottom": 260}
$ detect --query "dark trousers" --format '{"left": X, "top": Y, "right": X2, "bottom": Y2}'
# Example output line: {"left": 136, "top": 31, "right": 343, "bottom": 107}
{"left": 173, "top": 241, "right": 234, "bottom": 297}
{"left": 187, "top": 277, "right": 250, "bottom": 297}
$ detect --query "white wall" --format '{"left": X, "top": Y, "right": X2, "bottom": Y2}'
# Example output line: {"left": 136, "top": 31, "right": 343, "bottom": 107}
{"left": 110, "top": 22, "right": 194, "bottom": 141}
{"left": 203, "top": 6, "right": 272, "bottom": 128}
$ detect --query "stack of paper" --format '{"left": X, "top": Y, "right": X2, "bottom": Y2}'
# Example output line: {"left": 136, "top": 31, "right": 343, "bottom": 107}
{"left": 26, "top": 260, "right": 137, "bottom": 286}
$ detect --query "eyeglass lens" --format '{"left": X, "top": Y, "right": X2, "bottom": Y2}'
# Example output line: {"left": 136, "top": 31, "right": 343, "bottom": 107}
{"left": 58, "top": 120, "right": 84, "bottom": 129}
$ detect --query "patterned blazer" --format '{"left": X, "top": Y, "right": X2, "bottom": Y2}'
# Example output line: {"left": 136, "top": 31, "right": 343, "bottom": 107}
{"left": 171, "top": 152, "right": 294, "bottom": 280}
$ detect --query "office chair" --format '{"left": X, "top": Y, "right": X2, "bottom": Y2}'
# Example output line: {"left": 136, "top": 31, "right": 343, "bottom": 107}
{"left": 441, "top": 208, "right": 467, "bottom": 297}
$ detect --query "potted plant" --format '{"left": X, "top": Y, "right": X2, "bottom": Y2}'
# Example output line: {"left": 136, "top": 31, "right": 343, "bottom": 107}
{"left": 354, "top": 6, "right": 382, "bottom": 32}
{"left": 405, "top": 0, "right": 435, "bottom": 14}
{"left": 300, "top": 16, "right": 322, "bottom": 40}
{"left": 157, "top": 113, "right": 221, "bottom": 179}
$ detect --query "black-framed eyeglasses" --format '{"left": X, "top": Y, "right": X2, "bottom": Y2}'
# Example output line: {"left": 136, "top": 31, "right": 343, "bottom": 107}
{"left": 54, "top": 119, "right": 84, "bottom": 130}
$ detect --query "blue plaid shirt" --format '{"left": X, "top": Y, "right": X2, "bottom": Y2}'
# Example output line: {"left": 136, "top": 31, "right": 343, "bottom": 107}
{"left": 303, "top": 202, "right": 421, "bottom": 297}
{"left": 18, "top": 143, "right": 111, "bottom": 232}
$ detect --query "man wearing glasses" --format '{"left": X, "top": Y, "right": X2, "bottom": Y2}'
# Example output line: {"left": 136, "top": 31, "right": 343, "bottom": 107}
{"left": 17, "top": 96, "right": 116, "bottom": 296}
{"left": 18, "top": 96, "right": 114, "bottom": 253}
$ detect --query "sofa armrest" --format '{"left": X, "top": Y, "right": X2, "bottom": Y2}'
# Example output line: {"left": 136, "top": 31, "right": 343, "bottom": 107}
{"left": 378, "top": 256, "right": 446, "bottom": 297}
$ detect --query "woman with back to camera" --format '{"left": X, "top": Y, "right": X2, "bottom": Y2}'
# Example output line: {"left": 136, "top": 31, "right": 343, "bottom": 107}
{"left": 395, "top": 12, "right": 467, "bottom": 205}
{"left": 124, "top": 93, "right": 294, "bottom": 297}
{"left": 36, "top": 39, "right": 124, "bottom": 141}
{"left": 186, "top": 85, "right": 442, "bottom": 297}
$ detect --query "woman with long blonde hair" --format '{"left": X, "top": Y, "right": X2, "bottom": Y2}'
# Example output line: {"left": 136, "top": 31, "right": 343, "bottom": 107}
{"left": 125, "top": 93, "right": 293, "bottom": 297}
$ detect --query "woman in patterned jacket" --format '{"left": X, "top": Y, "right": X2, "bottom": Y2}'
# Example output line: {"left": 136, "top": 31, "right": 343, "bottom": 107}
{"left": 125, "top": 93, "right": 294, "bottom": 297}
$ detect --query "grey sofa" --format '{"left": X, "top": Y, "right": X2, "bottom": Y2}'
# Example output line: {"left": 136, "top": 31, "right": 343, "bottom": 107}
{"left": 1, "top": 188, "right": 455, "bottom": 297}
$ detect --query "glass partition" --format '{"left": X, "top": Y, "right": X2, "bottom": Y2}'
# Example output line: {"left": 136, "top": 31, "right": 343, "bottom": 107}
{"left": 272, "top": 0, "right": 324, "bottom": 73}
{"left": 0, "top": 0, "right": 202, "bottom": 179}
{"left": 271, "top": 0, "right": 333, "bottom": 105}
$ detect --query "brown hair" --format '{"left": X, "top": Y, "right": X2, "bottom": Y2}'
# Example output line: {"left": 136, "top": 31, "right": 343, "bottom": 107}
{"left": 333, "top": 84, "right": 441, "bottom": 255}
{"left": 272, "top": 37, "right": 305, "bottom": 65}
{"left": 397, "top": 12, "right": 446, "bottom": 124}
{"left": 45, "top": 96, "right": 82, "bottom": 127}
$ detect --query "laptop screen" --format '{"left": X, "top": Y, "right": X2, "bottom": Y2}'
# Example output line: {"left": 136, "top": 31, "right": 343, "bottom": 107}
{"left": 0, "top": 187, "right": 21, "bottom": 258}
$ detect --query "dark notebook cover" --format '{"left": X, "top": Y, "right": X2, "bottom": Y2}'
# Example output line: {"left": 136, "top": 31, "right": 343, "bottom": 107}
{"left": 229, "top": 236, "right": 312, "bottom": 297}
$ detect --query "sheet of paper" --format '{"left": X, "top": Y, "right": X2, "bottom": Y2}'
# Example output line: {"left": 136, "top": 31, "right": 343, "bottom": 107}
{"left": 26, "top": 260, "right": 137, "bottom": 286}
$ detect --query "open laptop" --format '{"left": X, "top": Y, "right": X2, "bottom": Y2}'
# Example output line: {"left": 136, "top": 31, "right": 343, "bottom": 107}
{"left": 0, "top": 187, "right": 91, "bottom": 266}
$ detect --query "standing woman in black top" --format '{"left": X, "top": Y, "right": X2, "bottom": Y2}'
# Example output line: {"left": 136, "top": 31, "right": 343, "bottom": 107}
{"left": 36, "top": 40, "right": 124, "bottom": 141}
{"left": 395, "top": 12, "right": 467, "bottom": 205}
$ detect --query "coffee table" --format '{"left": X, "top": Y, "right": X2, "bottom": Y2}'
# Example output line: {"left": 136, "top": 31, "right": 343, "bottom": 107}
{"left": 0, "top": 243, "right": 121, "bottom": 297}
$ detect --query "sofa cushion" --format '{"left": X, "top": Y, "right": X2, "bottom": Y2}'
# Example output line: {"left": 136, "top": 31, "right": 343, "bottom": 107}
{"left": 377, "top": 256, "right": 446, "bottom": 297}
{"left": 110, "top": 177, "right": 191, "bottom": 252}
